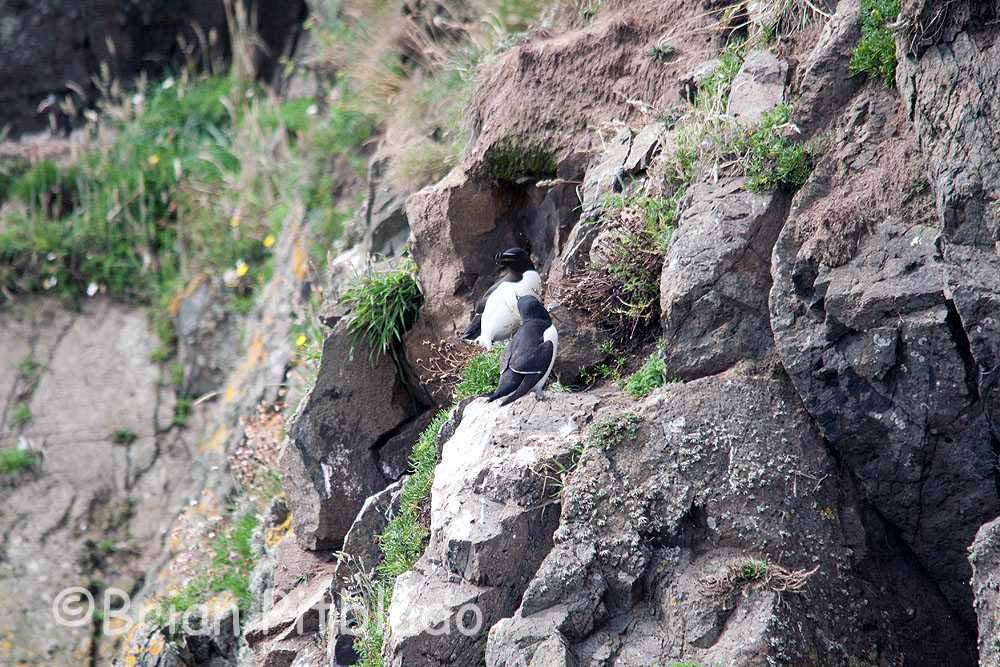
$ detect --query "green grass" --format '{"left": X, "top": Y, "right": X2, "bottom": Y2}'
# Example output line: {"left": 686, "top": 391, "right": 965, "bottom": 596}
{"left": 736, "top": 104, "right": 812, "bottom": 192}
{"left": 647, "top": 43, "right": 677, "bottom": 63}
{"left": 586, "top": 412, "right": 642, "bottom": 449}
{"left": 452, "top": 345, "right": 506, "bottom": 400}
{"left": 172, "top": 398, "right": 193, "bottom": 428}
{"left": 851, "top": 0, "right": 901, "bottom": 87}
{"left": 149, "top": 512, "right": 259, "bottom": 631}
{"left": 341, "top": 261, "right": 423, "bottom": 359}
{"left": 10, "top": 402, "right": 31, "bottom": 428}
{"left": 737, "top": 556, "right": 768, "bottom": 582}
{"left": 16, "top": 356, "right": 43, "bottom": 380}
{"left": 622, "top": 347, "right": 668, "bottom": 399}
{"left": 111, "top": 429, "right": 138, "bottom": 446}
{"left": 0, "top": 449, "right": 39, "bottom": 476}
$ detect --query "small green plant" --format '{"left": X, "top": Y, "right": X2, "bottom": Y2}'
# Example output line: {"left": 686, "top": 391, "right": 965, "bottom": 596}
{"left": 16, "top": 356, "right": 43, "bottom": 380}
{"left": 111, "top": 429, "right": 138, "bottom": 446}
{"left": 0, "top": 449, "right": 39, "bottom": 476}
{"left": 735, "top": 104, "right": 812, "bottom": 192}
{"left": 670, "top": 662, "right": 704, "bottom": 667}
{"left": 97, "top": 540, "right": 117, "bottom": 554}
{"left": 10, "top": 402, "right": 31, "bottom": 428}
{"left": 172, "top": 398, "right": 193, "bottom": 428}
{"left": 622, "top": 347, "right": 669, "bottom": 399}
{"left": 647, "top": 42, "right": 677, "bottom": 62}
{"left": 737, "top": 556, "right": 769, "bottom": 582}
{"left": 452, "top": 345, "right": 506, "bottom": 401}
{"left": 851, "top": 0, "right": 901, "bottom": 87}
{"left": 150, "top": 512, "right": 259, "bottom": 630}
{"left": 586, "top": 412, "right": 642, "bottom": 449}
{"left": 169, "top": 362, "right": 185, "bottom": 388}
{"left": 341, "top": 261, "right": 423, "bottom": 359}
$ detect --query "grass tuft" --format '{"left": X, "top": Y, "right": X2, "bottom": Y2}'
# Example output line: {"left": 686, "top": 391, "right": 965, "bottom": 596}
{"left": 452, "top": 345, "right": 505, "bottom": 401}
{"left": 735, "top": 104, "right": 812, "bottom": 192}
{"left": 851, "top": 0, "right": 901, "bottom": 87}
{"left": 10, "top": 402, "right": 32, "bottom": 428}
{"left": 149, "top": 512, "right": 259, "bottom": 631}
{"left": 0, "top": 449, "right": 39, "bottom": 476}
{"left": 622, "top": 347, "right": 669, "bottom": 399}
{"left": 341, "top": 260, "right": 423, "bottom": 359}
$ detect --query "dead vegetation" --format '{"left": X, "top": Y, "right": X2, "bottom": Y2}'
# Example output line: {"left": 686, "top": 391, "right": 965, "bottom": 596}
{"left": 699, "top": 556, "right": 818, "bottom": 598}
{"left": 413, "top": 337, "right": 480, "bottom": 401}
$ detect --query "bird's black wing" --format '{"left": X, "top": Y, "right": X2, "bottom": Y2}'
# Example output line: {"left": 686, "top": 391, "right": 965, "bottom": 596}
{"left": 461, "top": 279, "right": 504, "bottom": 340}
{"left": 507, "top": 330, "right": 554, "bottom": 376}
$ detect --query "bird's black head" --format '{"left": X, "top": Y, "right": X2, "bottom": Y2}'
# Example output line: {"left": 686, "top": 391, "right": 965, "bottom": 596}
{"left": 516, "top": 295, "right": 551, "bottom": 324}
{"left": 494, "top": 247, "right": 535, "bottom": 272}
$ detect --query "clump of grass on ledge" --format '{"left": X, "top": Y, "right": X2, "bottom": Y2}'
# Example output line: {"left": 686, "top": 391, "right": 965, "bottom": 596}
{"left": 735, "top": 104, "right": 812, "bottom": 192}
{"left": 452, "top": 345, "right": 505, "bottom": 401}
{"left": 148, "top": 512, "right": 259, "bottom": 632}
{"left": 0, "top": 449, "right": 40, "bottom": 476}
{"left": 622, "top": 346, "right": 669, "bottom": 399}
{"left": 341, "top": 260, "right": 423, "bottom": 359}
{"left": 851, "top": 0, "right": 901, "bottom": 87}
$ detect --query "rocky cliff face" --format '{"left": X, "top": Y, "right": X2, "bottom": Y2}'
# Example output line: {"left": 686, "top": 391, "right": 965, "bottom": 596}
{"left": 5, "top": 0, "right": 1000, "bottom": 665}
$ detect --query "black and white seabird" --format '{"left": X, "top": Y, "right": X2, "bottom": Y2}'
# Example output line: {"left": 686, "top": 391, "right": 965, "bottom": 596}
{"left": 461, "top": 247, "right": 542, "bottom": 349}
{"left": 487, "top": 295, "right": 559, "bottom": 406}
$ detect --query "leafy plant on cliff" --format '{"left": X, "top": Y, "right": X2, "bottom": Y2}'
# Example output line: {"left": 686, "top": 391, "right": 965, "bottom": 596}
{"left": 851, "top": 0, "right": 901, "bottom": 86}
{"left": 734, "top": 104, "right": 812, "bottom": 192}
{"left": 0, "top": 449, "right": 39, "bottom": 476}
{"left": 342, "top": 260, "right": 423, "bottom": 359}
{"left": 622, "top": 346, "right": 669, "bottom": 399}
{"left": 148, "top": 512, "right": 259, "bottom": 632}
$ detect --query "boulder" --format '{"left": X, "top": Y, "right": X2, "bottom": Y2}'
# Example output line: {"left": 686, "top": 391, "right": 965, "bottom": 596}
{"left": 279, "top": 319, "right": 425, "bottom": 550}
{"left": 769, "top": 84, "right": 1000, "bottom": 629}
{"left": 898, "top": 19, "right": 1000, "bottom": 441}
{"left": 660, "top": 177, "right": 789, "bottom": 380}
{"left": 971, "top": 517, "right": 1000, "bottom": 667}
{"left": 384, "top": 393, "right": 618, "bottom": 665}
{"left": 336, "top": 477, "right": 407, "bottom": 582}
{"left": 488, "top": 367, "right": 974, "bottom": 666}
{"left": 245, "top": 573, "right": 334, "bottom": 646}
{"left": 726, "top": 49, "right": 788, "bottom": 124}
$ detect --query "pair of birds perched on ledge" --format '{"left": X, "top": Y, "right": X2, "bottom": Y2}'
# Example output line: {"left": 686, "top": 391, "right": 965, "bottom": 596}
{"left": 460, "top": 248, "right": 558, "bottom": 407}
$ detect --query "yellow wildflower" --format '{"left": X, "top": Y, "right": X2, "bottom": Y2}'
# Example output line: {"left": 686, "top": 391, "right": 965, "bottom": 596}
{"left": 235, "top": 260, "right": 249, "bottom": 278}
{"left": 295, "top": 334, "right": 307, "bottom": 347}
{"left": 147, "top": 154, "right": 160, "bottom": 166}
{"left": 229, "top": 215, "right": 241, "bottom": 228}
{"left": 263, "top": 234, "right": 276, "bottom": 248}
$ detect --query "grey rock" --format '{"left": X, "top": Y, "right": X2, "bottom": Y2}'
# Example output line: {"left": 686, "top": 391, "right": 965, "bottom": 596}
{"left": 175, "top": 279, "right": 241, "bottom": 397}
{"left": 280, "top": 319, "right": 424, "bottom": 550}
{"left": 384, "top": 394, "right": 613, "bottom": 666}
{"left": 660, "top": 177, "right": 789, "bottom": 380}
{"left": 245, "top": 573, "right": 334, "bottom": 646}
{"left": 488, "top": 369, "right": 973, "bottom": 666}
{"left": 795, "top": 0, "right": 863, "bottom": 137}
{"left": 336, "top": 478, "right": 407, "bottom": 582}
{"left": 899, "top": 23, "right": 1000, "bottom": 441}
{"left": 971, "top": 517, "right": 1000, "bottom": 667}
{"left": 726, "top": 49, "right": 788, "bottom": 125}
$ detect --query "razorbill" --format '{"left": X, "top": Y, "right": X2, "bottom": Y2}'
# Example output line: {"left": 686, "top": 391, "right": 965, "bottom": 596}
{"left": 487, "top": 295, "right": 558, "bottom": 406}
{"left": 461, "top": 247, "right": 542, "bottom": 349}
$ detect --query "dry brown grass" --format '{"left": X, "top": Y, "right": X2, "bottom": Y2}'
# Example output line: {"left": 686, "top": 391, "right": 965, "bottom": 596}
{"left": 561, "top": 204, "right": 665, "bottom": 341}
{"left": 699, "top": 556, "right": 819, "bottom": 598}
{"left": 413, "top": 337, "right": 479, "bottom": 402}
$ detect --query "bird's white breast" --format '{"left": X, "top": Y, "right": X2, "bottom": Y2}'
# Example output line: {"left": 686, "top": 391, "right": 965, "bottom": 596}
{"left": 477, "top": 271, "right": 543, "bottom": 347}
